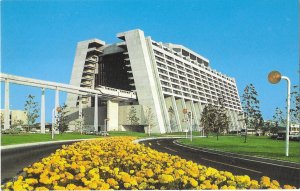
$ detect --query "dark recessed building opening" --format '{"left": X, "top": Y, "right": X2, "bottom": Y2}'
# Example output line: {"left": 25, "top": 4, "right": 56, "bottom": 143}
{"left": 97, "top": 52, "right": 132, "bottom": 91}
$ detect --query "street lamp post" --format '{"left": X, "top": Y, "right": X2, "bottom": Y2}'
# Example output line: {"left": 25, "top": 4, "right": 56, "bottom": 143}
{"left": 268, "top": 71, "right": 291, "bottom": 157}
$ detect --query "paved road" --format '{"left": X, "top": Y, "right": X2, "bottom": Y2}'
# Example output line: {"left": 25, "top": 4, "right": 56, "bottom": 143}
{"left": 142, "top": 138, "right": 300, "bottom": 187}
{"left": 1, "top": 141, "right": 77, "bottom": 184}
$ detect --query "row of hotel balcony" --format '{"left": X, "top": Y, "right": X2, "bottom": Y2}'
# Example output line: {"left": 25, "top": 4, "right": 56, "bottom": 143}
{"left": 157, "top": 67, "right": 236, "bottom": 92}
{"left": 161, "top": 86, "right": 241, "bottom": 111}
{"left": 123, "top": 51, "right": 136, "bottom": 88}
{"left": 156, "top": 61, "right": 238, "bottom": 92}
{"left": 155, "top": 56, "right": 236, "bottom": 94}
{"left": 151, "top": 41, "right": 235, "bottom": 83}
{"left": 79, "top": 46, "right": 101, "bottom": 105}
{"left": 161, "top": 83, "right": 241, "bottom": 106}
{"left": 157, "top": 69, "right": 240, "bottom": 102}
{"left": 159, "top": 77, "right": 241, "bottom": 105}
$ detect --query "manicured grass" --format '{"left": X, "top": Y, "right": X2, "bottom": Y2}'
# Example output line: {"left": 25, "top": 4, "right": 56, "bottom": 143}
{"left": 179, "top": 136, "right": 300, "bottom": 163}
{"left": 1, "top": 131, "right": 157, "bottom": 146}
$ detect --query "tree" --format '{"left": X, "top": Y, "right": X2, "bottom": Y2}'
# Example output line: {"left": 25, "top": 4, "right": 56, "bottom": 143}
{"left": 57, "top": 104, "right": 69, "bottom": 134}
{"left": 11, "top": 119, "right": 24, "bottom": 128}
{"left": 200, "top": 101, "right": 229, "bottom": 140}
{"left": 145, "top": 106, "right": 155, "bottom": 136}
{"left": 24, "top": 94, "right": 39, "bottom": 132}
{"left": 272, "top": 107, "right": 285, "bottom": 134}
{"left": 290, "top": 85, "right": 300, "bottom": 125}
{"left": 214, "top": 97, "right": 230, "bottom": 140}
{"left": 262, "top": 121, "right": 271, "bottom": 136}
{"left": 200, "top": 105, "right": 213, "bottom": 138}
{"left": 0, "top": 112, "right": 4, "bottom": 129}
{"left": 241, "top": 84, "right": 262, "bottom": 143}
{"left": 127, "top": 106, "right": 140, "bottom": 131}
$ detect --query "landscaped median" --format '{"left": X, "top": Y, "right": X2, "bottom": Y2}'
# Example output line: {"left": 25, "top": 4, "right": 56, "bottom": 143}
{"left": 2, "top": 137, "right": 296, "bottom": 190}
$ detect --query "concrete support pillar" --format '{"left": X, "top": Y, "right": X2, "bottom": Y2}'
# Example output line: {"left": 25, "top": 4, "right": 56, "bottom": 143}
{"left": 54, "top": 88, "right": 59, "bottom": 130}
{"left": 191, "top": 101, "right": 199, "bottom": 129}
{"left": 79, "top": 95, "right": 83, "bottom": 134}
{"left": 107, "top": 100, "right": 119, "bottom": 131}
{"left": 4, "top": 79, "right": 10, "bottom": 130}
{"left": 40, "top": 88, "right": 45, "bottom": 134}
{"left": 94, "top": 94, "right": 98, "bottom": 132}
{"left": 181, "top": 99, "right": 188, "bottom": 131}
{"left": 171, "top": 96, "right": 182, "bottom": 131}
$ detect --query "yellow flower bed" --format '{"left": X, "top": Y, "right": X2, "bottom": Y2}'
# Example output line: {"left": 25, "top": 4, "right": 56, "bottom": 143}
{"left": 2, "top": 137, "right": 296, "bottom": 190}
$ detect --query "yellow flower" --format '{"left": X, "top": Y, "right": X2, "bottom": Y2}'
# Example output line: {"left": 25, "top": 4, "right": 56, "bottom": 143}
{"left": 107, "top": 178, "right": 118, "bottom": 187}
{"left": 284, "top": 185, "right": 296, "bottom": 189}
{"left": 189, "top": 178, "right": 198, "bottom": 187}
{"left": 124, "top": 182, "right": 131, "bottom": 188}
{"left": 53, "top": 185, "right": 66, "bottom": 190}
{"left": 3, "top": 137, "right": 295, "bottom": 190}
{"left": 35, "top": 186, "right": 49, "bottom": 191}
{"left": 88, "top": 182, "right": 98, "bottom": 189}
{"left": 260, "top": 176, "right": 271, "bottom": 188}
{"left": 145, "top": 169, "right": 154, "bottom": 177}
{"left": 100, "top": 183, "right": 110, "bottom": 190}
{"left": 66, "top": 184, "right": 77, "bottom": 190}
{"left": 25, "top": 178, "right": 38, "bottom": 185}
{"left": 158, "top": 174, "right": 174, "bottom": 184}
{"left": 227, "top": 185, "right": 236, "bottom": 189}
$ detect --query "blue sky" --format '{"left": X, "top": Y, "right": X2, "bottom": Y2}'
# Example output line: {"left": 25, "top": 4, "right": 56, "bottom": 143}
{"left": 1, "top": 0, "right": 299, "bottom": 123}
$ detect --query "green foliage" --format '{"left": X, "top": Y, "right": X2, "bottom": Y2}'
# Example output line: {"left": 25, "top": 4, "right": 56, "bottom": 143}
{"left": 290, "top": 85, "right": 300, "bottom": 124}
{"left": 200, "top": 97, "right": 230, "bottom": 140}
{"left": 241, "top": 84, "right": 263, "bottom": 143}
{"left": 272, "top": 107, "right": 284, "bottom": 134}
{"left": 262, "top": 121, "right": 271, "bottom": 135}
{"left": 0, "top": 112, "right": 4, "bottom": 129}
{"left": 128, "top": 106, "right": 140, "bottom": 125}
{"left": 144, "top": 106, "right": 155, "bottom": 136}
{"left": 168, "top": 106, "right": 177, "bottom": 132}
{"left": 57, "top": 104, "right": 68, "bottom": 134}
{"left": 24, "top": 94, "right": 39, "bottom": 132}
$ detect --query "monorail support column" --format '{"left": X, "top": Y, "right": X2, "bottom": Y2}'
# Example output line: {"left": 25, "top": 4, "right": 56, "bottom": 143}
{"left": 94, "top": 94, "right": 98, "bottom": 132}
{"left": 4, "top": 79, "right": 10, "bottom": 130}
{"left": 40, "top": 88, "right": 45, "bottom": 134}
{"left": 107, "top": 100, "right": 119, "bottom": 131}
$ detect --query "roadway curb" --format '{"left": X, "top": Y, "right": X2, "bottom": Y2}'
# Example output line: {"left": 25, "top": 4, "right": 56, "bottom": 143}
{"left": 174, "top": 139, "right": 300, "bottom": 168}
{"left": 1, "top": 138, "right": 97, "bottom": 150}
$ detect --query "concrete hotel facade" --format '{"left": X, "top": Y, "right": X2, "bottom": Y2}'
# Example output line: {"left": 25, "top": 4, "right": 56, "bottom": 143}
{"left": 66, "top": 29, "right": 244, "bottom": 133}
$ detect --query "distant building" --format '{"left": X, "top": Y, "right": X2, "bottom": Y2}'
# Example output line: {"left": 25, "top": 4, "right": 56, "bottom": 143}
{"left": 66, "top": 29, "right": 244, "bottom": 133}
{"left": 0, "top": 109, "right": 27, "bottom": 128}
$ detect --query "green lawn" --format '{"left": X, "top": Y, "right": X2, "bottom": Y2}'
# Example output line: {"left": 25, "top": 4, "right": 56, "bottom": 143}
{"left": 179, "top": 136, "right": 300, "bottom": 163}
{"left": 1, "top": 131, "right": 156, "bottom": 146}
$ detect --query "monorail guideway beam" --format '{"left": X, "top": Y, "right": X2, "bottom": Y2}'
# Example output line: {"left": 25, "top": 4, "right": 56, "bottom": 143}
{"left": 0, "top": 73, "right": 136, "bottom": 133}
